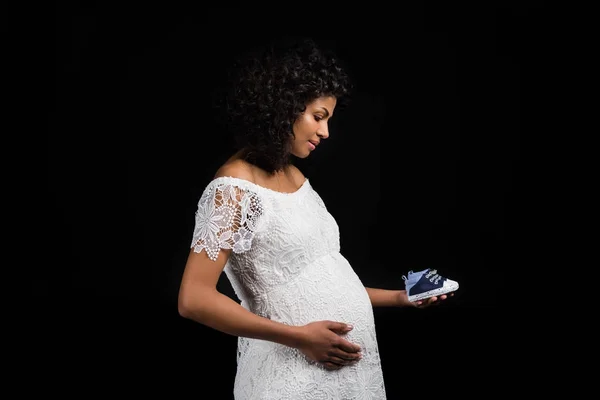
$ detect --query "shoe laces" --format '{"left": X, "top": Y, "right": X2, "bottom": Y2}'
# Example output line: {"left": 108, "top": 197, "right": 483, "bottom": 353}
{"left": 402, "top": 269, "right": 443, "bottom": 284}
{"left": 425, "top": 269, "right": 442, "bottom": 284}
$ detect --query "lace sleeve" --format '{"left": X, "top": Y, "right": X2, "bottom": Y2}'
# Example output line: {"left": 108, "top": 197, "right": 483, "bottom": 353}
{"left": 190, "top": 181, "right": 264, "bottom": 261}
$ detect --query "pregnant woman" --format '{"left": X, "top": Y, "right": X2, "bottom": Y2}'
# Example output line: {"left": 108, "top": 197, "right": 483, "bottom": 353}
{"left": 177, "top": 37, "right": 453, "bottom": 400}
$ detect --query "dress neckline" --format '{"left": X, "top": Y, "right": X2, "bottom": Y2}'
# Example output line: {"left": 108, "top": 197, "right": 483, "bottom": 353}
{"left": 211, "top": 176, "right": 310, "bottom": 196}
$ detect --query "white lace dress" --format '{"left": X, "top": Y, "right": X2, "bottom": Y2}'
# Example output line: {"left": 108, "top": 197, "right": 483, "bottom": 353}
{"left": 191, "top": 176, "right": 386, "bottom": 400}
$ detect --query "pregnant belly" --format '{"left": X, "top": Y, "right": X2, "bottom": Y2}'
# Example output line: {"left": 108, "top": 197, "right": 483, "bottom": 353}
{"left": 256, "top": 253, "right": 376, "bottom": 334}
{"left": 241, "top": 253, "right": 381, "bottom": 374}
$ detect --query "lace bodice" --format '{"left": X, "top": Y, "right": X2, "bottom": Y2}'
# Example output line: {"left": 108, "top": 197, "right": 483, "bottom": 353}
{"left": 191, "top": 176, "right": 386, "bottom": 399}
{"left": 192, "top": 176, "right": 339, "bottom": 303}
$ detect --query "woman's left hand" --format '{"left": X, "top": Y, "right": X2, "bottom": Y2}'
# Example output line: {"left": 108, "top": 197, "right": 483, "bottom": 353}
{"left": 396, "top": 290, "right": 454, "bottom": 308}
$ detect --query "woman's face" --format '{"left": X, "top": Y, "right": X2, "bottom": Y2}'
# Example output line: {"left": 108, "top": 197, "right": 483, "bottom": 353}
{"left": 290, "top": 96, "right": 337, "bottom": 158}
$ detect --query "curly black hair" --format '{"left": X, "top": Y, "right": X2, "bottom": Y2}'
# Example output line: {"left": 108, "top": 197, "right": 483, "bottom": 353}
{"left": 221, "top": 37, "right": 352, "bottom": 175}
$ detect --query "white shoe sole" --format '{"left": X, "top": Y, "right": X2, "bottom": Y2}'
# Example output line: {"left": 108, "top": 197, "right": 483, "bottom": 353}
{"left": 407, "top": 281, "right": 459, "bottom": 302}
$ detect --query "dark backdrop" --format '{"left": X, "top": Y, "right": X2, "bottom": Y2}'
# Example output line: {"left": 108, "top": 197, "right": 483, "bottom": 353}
{"left": 44, "top": 2, "right": 552, "bottom": 397}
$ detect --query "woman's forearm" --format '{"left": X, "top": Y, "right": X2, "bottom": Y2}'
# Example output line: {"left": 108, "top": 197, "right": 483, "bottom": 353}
{"left": 179, "top": 288, "right": 302, "bottom": 348}
{"left": 365, "top": 287, "right": 407, "bottom": 307}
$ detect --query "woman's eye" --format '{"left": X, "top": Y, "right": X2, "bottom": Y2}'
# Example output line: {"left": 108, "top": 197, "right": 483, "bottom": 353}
{"left": 314, "top": 115, "right": 323, "bottom": 121}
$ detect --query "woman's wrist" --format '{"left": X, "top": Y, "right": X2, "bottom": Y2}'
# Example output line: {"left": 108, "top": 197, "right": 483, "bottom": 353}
{"left": 395, "top": 290, "right": 415, "bottom": 308}
{"left": 280, "top": 324, "right": 306, "bottom": 349}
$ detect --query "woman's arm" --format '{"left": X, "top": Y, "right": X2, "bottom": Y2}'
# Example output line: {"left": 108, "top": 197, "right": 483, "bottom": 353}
{"left": 178, "top": 248, "right": 303, "bottom": 348}
{"left": 364, "top": 287, "right": 408, "bottom": 307}
{"left": 364, "top": 286, "right": 452, "bottom": 308}
{"left": 179, "top": 247, "right": 363, "bottom": 370}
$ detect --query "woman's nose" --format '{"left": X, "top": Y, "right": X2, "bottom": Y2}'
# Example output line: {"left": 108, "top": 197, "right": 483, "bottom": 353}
{"left": 317, "top": 128, "right": 329, "bottom": 139}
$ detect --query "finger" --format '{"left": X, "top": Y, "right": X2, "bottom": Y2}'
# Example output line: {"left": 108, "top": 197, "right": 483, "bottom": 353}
{"left": 416, "top": 299, "right": 430, "bottom": 307}
{"left": 323, "top": 362, "right": 342, "bottom": 371}
{"left": 328, "top": 321, "right": 353, "bottom": 334}
{"left": 332, "top": 350, "right": 362, "bottom": 362}
{"left": 336, "top": 339, "right": 361, "bottom": 353}
{"left": 439, "top": 292, "right": 456, "bottom": 301}
{"left": 329, "top": 356, "right": 357, "bottom": 366}
{"left": 415, "top": 298, "right": 432, "bottom": 307}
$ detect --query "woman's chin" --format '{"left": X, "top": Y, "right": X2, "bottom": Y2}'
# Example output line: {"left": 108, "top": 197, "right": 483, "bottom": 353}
{"left": 291, "top": 151, "right": 310, "bottom": 159}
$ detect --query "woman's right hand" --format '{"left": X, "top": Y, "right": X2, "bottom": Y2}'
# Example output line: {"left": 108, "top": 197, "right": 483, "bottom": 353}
{"left": 295, "top": 321, "right": 363, "bottom": 370}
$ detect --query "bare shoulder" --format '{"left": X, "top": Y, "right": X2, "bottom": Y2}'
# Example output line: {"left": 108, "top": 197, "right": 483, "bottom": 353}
{"left": 214, "top": 158, "right": 254, "bottom": 181}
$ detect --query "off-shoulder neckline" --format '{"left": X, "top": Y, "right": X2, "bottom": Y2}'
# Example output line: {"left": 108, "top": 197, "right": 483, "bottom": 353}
{"left": 209, "top": 176, "right": 310, "bottom": 196}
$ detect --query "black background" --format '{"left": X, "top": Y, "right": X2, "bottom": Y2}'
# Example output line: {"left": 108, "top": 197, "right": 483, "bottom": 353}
{"left": 44, "top": 2, "right": 556, "bottom": 397}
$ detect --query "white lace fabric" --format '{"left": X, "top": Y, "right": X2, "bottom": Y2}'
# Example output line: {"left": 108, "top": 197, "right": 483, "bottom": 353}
{"left": 191, "top": 176, "right": 386, "bottom": 399}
